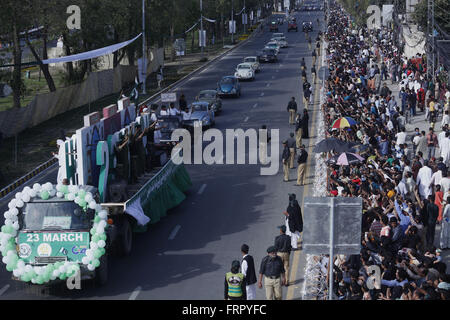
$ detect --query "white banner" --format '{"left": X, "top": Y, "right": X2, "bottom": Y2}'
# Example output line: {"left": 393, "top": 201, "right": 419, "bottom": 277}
{"left": 203, "top": 16, "right": 216, "bottom": 23}
{"left": 242, "top": 13, "right": 248, "bottom": 25}
{"left": 229, "top": 20, "right": 236, "bottom": 34}
{"left": 42, "top": 33, "right": 142, "bottom": 65}
{"left": 161, "top": 92, "right": 177, "bottom": 103}
{"left": 199, "top": 30, "right": 206, "bottom": 47}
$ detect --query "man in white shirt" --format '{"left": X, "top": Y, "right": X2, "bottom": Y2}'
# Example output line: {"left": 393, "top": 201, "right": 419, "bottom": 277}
{"left": 159, "top": 105, "right": 169, "bottom": 116}
{"left": 395, "top": 127, "right": 407, "bottom": 147}
{"left": 440, "top": 171, "right": 450, "bottom": 194}
{"left": 417, "top": 160, "right": 433, "bottom": 199}
{"left": 169, "top": 103, "right": 180, "bottom": 116}
{"left": 440, "top": 131, "right": 450, "bottom": 165}
{"left": 442, "top": 111, "right": 450, "bottom": 129}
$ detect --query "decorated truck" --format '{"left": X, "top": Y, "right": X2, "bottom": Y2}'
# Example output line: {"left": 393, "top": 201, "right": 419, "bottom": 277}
{"left": 0, "top": 97, "right": 192, "bottom": 286}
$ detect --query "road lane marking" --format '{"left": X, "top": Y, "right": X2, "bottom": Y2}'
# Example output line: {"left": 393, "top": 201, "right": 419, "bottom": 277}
{"left": 252, "top": 103, "right": 258, "bottom": 108}
{"left": 260, "top": 92, "right": 265, "bottom": 97}
{"left": 168, "top": 225, "right": 181, "bottom": 240}
{"left": 244, "top": 116, "right": 249, "bottom": 122}
{"left": 129, "top": 286, "right": 141, "bottom": 300}
{"left": 272, "top": 76, "right": 275, "bottom": 80}
{"left": 266, "top": 83, "right": 271, "bottom": 87}
{"left": 0, "top": 285, "right": 9, "bottom": 296}
{"left": 197, "top": 183, "right": 207, "bottom": 195}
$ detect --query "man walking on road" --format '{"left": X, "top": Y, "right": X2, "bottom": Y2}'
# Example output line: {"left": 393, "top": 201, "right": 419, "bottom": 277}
{"left": 258, "top": 246, "right": 286, "bottom": 300}
{"left": 311, "top": 64, "right": 317, "bottom": 83}
{"left": 224, "top": 260, "right": 246, "bottom": 300}
{"left": 282, "top": 140, "right": 290, "bottom": 182}
{"left": 274, "top": 226, "right": 291, "bottom": 286}
{"left": 312, "top": 49, "right": 317, "bottom": 65}
{"left": 240, "top": 244, "right": 257, "bottom": 300}
{"left": 287, "top": 97, "right": 298, "bottom": 125}
{"left": 287, "top": 133, "right": 296, "bottom": 169}
{"left": 296, "top": 144, "right": 308, "bottom": 186}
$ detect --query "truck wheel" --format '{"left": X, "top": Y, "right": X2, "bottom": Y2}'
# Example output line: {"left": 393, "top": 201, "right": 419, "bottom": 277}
{"left": 116, "top": 216, "right": 133, "bottom": 256}
{"left": 95, "top": 255, "right": 108, "bottom": 286}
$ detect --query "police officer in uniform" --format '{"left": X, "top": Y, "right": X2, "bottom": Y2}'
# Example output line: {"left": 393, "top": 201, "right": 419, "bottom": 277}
{"left": 224, "top": 260, "right": 246, "bottom": 300}
{"left": 274, "top": 226, "right": 292, "bottom": 285}
{"left": 258, "top": 246, "right": 286, "bottom": 300}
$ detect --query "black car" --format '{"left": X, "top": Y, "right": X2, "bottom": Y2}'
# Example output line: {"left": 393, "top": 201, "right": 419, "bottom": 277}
{"left": 302, "top": 22, "right": 313, "bottom": 32}
{"left": 258, "top": 49, "right": 277, "bottom": 63}
{"left": 157, "top": 115, "right": 183, "bottom": 143}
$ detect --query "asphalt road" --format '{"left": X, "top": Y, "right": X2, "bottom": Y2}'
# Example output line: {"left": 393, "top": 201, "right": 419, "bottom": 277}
{"left": 0, "top": 10, "right": 325, "bottom": 300}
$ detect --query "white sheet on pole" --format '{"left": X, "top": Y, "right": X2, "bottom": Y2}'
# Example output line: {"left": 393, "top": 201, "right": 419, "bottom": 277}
{"left": 42, "top": 33, "right": 142, "bottom": 65}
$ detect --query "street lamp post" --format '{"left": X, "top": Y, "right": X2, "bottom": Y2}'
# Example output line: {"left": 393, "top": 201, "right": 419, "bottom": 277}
{"left": 200, "top": 0, "right": 204, "bottom": 54}
{"left": 232, "top": 0, "right": 236, "bottom": 43}
{"left": 142, "top": 0, "right": 146, "bottom": 95}
{"left": 244, "top": 0, "right": 246, "bottom": 34}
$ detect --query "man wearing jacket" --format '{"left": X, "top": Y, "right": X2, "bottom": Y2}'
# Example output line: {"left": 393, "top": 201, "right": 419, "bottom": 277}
{"left": 240, "top": 244, "right": 257, "bottom": 300}
{"left": 287, "top": 97, "right": 298, "bottom": 125}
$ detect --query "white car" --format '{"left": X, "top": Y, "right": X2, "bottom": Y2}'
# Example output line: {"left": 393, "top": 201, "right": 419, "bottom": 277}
{"left": 243, "top": 56, "right": 260, "bottom": 73}
{"left": 271, "top": 36, "right": 288, "bottom": 48}
{"left": 264, "top": 41, "right": 280, "bottom": 54}
{"left": 234, "top": 63, "right": 255, "bottom": 80}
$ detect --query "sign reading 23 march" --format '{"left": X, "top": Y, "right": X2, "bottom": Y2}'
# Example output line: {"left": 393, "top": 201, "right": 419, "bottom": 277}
{"left": 17, "top": 232, "right": 90, "bottom": 263}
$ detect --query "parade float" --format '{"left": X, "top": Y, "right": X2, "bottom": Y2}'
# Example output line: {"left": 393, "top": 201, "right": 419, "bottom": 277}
{"left": 1, "top": 97, "right": 192, "bottom": 286}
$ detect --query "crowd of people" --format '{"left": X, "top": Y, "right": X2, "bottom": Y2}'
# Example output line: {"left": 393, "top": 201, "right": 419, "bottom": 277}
{"left": 319, "top": 3, "right": 450, "bottom": 300}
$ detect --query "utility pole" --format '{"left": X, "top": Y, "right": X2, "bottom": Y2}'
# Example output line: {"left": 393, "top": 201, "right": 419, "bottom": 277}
{"left": 244, "top": 0, "right": 246, "bottom": 34}
{"left": 231, "top": 0, "right": 234, "bottom": 44}
{"left": 200, "top": 0, "right": 204, "bottom": 54}
{"left": 431, "top": 0, "right": 436, "bottom": 85}
{"left": 142, "top": 0, "right": 147, "bottom": 95}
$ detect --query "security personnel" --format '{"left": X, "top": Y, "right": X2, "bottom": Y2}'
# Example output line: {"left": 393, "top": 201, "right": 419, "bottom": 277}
{"left": 295, "top": 113, "right": 303, "bottom": 148}
{"left": 224, "top": 260, "right": 246, "bottom": 300}
{"left": 258, "top": 246, "right": 286, "bottom": 300}
{"left": 274, "top": 226, "right": 292, "bottom": 285}
{"left": 301, "top": 67, "right": 308, "bottom": 83}
{"left": 287, "top": 97, "right": 298, "bottom": 125}
{"left": 311, "top": 64, "right": 317, "bottom": 83}
{"left": 300, "top": 58, "right": 306, "bottom": 71}
{"left": 286, "top": 133, "right": 296, "bottom": 169}
{"left": 282, "top": 140, "right": 290, "bottom": 182}
{"left": 296, "top": 144, "right": 308, "bottom": 186}
{"left": 312, "top": 48, "right": 317, "bottom": 65}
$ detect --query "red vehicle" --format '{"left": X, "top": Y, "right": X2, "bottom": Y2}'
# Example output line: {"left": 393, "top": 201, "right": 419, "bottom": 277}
{"left": 288, "top": 19, "right": 298, "bottom": 32}
{"left": 269, "top": 21, "right": 279, "bottom": 32}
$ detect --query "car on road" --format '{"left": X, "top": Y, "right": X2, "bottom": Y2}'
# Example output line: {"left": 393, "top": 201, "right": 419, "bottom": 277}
{"left": 271, "top": 36, "right": 288, "bottom": 48}
{"left": 195, "top": 90, "right": 222, "bottom": 115}
{"left": 183, "top": 101, "right": 215, "bottom": 131}
{"left": 217, "top": 76, "right": 241, "bottom": 98}
{"left": 264, "top": 41, "right": 280, "bottom": 54}
{"left": 243, "top": 56, "right": 260, "bottom": 73}
{"left": 234, "top": 63, "right": 255, "bottom": 81}
{"left": 157, "top": 115, "right": 184, "bottom": 143}
{"left": 288, "top": 19, "right": 298, "bottom": 32}
{"left": 302, "top": 22, "right": 313, "bottom": 32}
{"left": 257, "top": 48, "right": 278, "bottom": 63}
{"left": 269, "top": 21, "right": 279, "bottom": 32}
